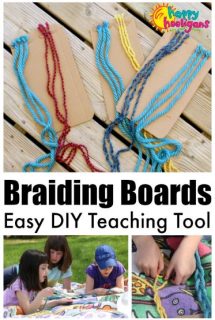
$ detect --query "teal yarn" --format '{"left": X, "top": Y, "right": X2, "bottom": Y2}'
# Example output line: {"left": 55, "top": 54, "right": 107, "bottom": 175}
{"left": 101, "top": 31, "right": 189, "bottom": 171}
{"left": 133, "top": 44, "right": 211, "bottom": 172}
{"left": 195, "top": 251, "right": 211, "bottom": 317}
{"left": 95, "top": 22, "right": 145, "bottom": 172}
{"left": 12, "top": 35, "right": 58, "bottom": 172}
{"left": 96, "top": 21, "right": 124, "bottom": 105}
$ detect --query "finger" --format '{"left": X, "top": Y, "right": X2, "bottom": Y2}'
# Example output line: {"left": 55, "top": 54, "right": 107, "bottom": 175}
{"left": 158, "top": 256, "right": 164, "bottom": 274}
{"left": 144, "top": 267, "right": 150, "bottom": 277}
{"left": 181, "top": 275, "right": 188, "bottom": 284}
{"left": 165, "top": 264, "right": 173, "bottom": 280}
{"left": 150, "top": 265, "right": 158, "bottom": 279}
{"left": 173, "top": 273, "right": 183, "bottom": 285}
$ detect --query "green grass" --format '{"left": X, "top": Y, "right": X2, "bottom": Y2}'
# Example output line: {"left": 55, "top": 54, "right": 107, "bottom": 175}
{"left": 4, "top": 236, "right": 128, "bottom": 283}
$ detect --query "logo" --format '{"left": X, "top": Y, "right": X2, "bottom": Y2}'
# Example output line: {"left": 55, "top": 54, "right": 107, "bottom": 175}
{"left": 150, "top": 3, "right": 210, "bottom": 33}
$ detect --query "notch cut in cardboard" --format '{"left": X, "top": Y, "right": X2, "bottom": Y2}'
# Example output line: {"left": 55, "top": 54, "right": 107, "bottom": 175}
{"left": 17, "top": 24, "right": 94, "bottom": 132}
{"left": 91, "top": 16, "right": 144, "bottom": 122}
{"left": 116, "top": 32, "right": 211, "bottom": 138}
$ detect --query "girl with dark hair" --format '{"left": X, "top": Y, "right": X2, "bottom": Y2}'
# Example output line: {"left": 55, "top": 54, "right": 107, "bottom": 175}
{"left": 4, "top": 236, "right": 73, "bottom": 291}
{"left": 4, "top": 250, "right": 71, "bottom": 314}
{"left": 44, "top": 236, "right": 72, "bottom": 290}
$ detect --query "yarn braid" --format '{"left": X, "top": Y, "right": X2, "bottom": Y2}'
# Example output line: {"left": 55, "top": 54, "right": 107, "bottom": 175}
{"left": 115, "top": 15, "right": 178, "bottom": 172}
{"left": 133, "top": 44, "right": 210, "bottom": 171}
{"left": 102, "top": 31, "right": 189, "bottom": 171}
{"left": 132, "top": 274, "right": 168, "bottom": 318}
{"left": 115, "top": 14, "right": 140, "bottom": 71}
{"left": 96, "top": 21, "right": 136, "bottom": 171}
{"left": 12, "top": 35, "right": 58, "bottom": 172}
{"left": 38, "top": 23, "right": 102, "bottom": 172}
{"left": 194, "top": 251, "right": 211, "bottom": 317}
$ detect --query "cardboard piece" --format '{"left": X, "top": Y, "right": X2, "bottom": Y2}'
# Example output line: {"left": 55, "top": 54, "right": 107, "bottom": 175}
{"left": 116, "top": 32, "right": 211, "bottom": 138}
{"left": 91, "top": 16, "right": 144, "bottom": 122}
{"left": 24, "top": 25, "right": 94, "bottom": 131}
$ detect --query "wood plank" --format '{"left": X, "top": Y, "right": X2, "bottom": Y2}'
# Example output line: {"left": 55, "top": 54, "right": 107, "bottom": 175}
{"left": 4, "top": 3, "right": 211, "bottom": 171}
{"left": 125, "top": 2, "right": 211, "bottom": 50}
{"left": 38, "top": 2, "right": 211, "bottom": 135}
{"left": 4, "top": 121, "right": 67, "bottom": 172}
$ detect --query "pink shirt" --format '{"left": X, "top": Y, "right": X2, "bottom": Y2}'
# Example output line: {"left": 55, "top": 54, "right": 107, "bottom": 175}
{"left": 4, "top": 278, "right": 36, "bottom": 306}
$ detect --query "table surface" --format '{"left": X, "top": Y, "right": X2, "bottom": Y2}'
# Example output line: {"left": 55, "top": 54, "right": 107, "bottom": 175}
{"left": 4, "top": 2, "right": 212, "bottom": 172}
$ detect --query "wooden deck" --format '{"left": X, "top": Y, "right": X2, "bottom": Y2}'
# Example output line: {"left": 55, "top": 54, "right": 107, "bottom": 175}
{"left": 4, "top": 2, "right": 211, "bottom": 172}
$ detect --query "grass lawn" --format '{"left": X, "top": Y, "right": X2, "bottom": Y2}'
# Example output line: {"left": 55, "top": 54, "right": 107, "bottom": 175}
{"left": 4, "top": 236, "right": 128, "bottom": 283}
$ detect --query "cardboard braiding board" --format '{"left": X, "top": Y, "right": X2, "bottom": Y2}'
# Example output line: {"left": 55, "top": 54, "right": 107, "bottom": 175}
{"left": 24, "top": 25, "right": 94, "bottom": 132}
{"left": 91, "top": 17, "right": 144, "bottom": 122}
{"left": 116, "top": 32, "right": 211, "bottom": 138}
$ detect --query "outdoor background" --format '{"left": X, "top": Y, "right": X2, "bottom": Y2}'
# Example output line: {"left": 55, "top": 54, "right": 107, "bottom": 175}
{"left": 4, "top": 236, "right": 128, "bottom": 283}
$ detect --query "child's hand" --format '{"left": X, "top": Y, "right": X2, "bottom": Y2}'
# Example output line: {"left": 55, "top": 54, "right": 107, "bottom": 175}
{"left": 39, "top": 287, "right": 54, "bottom": 298}
{"left": 165, "top": 248, "right": 196, "bottom": 285}
{"left": 58, "top": 297, "right": 73, "bottom": 304}
{"left": 93, "top": 288, "right": 109, "bottom": 295}
{"left": 133, "top": 236, "right": 164, "bottom": 278}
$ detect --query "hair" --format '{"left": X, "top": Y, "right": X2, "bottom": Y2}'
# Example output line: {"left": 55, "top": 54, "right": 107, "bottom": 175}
{"left": 19, "top": 250, "right": 48, "bottom": 292}
{"left": 44, "top": 236, "right": 72, "bottom": 272}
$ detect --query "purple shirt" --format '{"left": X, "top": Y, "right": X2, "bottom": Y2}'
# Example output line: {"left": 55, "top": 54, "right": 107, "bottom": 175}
{"left": 4, "top": 278, "right": 36, "bottom": 306}
{"left": 86, "top": 261, "right": 125, "bottom": 289}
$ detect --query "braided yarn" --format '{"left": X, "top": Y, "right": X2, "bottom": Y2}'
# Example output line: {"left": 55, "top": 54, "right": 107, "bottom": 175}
{"left": 194, "top": 251, "right": 211, "bottom": 317}
{"left": 115, "top": 14, "right": 140, "bottom": 71}
{"left": 133, "top": 274, "right": 168, "bottom": 318}
{"left": 115, "top": 15, "right": 178, "bottom": 172}
{"left": 96, "top": 21, "right": 136, "bottom": 171}
{"left": 12, "top": 35, "right": 58, "bottom": 172}
{"left": 133, "top": 44, "right": 211, "bottom": 172}
{"left": 102, "top": 31, "right": 189, "bottom": 171}
{"left": 38, "top": 23, "right": 102, "bottom": 172}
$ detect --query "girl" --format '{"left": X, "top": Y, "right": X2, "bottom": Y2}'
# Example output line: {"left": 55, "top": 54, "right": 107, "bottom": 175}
{"left": 4, "top": 250, "right": 71, "bottom": 314}
{"left": 44, "top": 236, "right": 72, "bottom": 290}
{"left": 85, "top": 245, "right": 125, "bottom": 295}
{"left": 4, "top": 236, "right": 73, "bottom": 291}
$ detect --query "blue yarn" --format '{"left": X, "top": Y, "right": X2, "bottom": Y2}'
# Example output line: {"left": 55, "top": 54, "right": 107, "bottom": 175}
{"left": 195, "top": 251, "right": 211, "bottom": 317}
{"left": 96, "top": 22, "right": 148, "bottom": 172}
{"left": 12, "top": 35, "right": 58, "bottom": 172}
{"left": 133, "top": 44, "right": 210, "bottom": 171}
{"left": 103, "top": 31, "right": 189, "bottom": 171}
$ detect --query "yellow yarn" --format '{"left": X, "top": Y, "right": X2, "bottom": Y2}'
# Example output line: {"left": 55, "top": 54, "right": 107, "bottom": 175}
{"left": 133, "top": 274, "right": 168, "bottom": 318}
{"left": 115, "top": 14, "right": 179, "bottom": 172}
{"left": 115, "top": 14, "right": 140, "bottom": 71}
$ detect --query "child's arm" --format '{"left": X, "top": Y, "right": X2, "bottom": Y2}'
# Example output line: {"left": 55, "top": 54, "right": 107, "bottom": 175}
{"left": 17, "top": 288, "right": 73, "bottom": 314}
{"left": 16, "top": 287, "right": 54, "bottom": 314}
{"left": 85, "top": 275, "right": 108, "bottom": 295}
{"left": 133, "top": 236, "right": 164, "bottom": 278}
{"left": 165, "top": 236, "right": 202, "bottom": 285}
{"left": 116, "top": 274, "right": 124, "bottom": 289}
{"left": 62, "top": 277, "right": 71, "bottom": 291}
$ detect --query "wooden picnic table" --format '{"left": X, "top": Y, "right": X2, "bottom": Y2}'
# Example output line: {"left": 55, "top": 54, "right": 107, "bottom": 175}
{"left": 4, "top": 2, "right": 211, "bottom": 172}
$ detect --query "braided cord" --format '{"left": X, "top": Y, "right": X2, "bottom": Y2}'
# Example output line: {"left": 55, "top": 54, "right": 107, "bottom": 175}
{"left": 12, "top": 35, "right": 58, "bottom": 172}
{"left": 38, "top": 23, "right": 102, "bottom": 172}
{"left": 115, "top": 15, "right": 180, "bottom": 172}
{"left": 115, "top": 14, "right": 140, "bottom": 71}
{"left": 133, "top": 44, "right": 210, "bottom": 171}
{"left": 195, "top": 251, "right": 211, "bottom": 317}
{"left": 103, "top": 31, "right": 189, "bottom": 171}
{"left": 133, "top": 274, "right": 168, "bottom": 318}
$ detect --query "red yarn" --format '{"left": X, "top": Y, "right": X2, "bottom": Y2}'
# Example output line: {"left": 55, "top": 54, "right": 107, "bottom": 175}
{"left": 38, "top": 22, "right": 102, "bottom": 172}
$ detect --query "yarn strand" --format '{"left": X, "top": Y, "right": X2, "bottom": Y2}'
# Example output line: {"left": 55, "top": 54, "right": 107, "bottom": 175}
{"left": 38, "top": 23, "right": 102, "bottom": 172}
{"left": 101, "top": 31, "right": 189, "bottom": 171}
{"left": 12, "top": 35, "right": 58, "bottom": 172}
